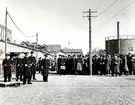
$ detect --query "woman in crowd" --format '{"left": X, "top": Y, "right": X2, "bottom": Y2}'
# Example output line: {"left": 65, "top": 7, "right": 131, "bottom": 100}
{"left": 113, "top": 54, "right": 121, "bottom": 76}
{"left": 76, "top": 55, "right": 83, "bottom": 75}
{"left": 60, "top": 56, "right": 66, "bottom": 75}
{"left": 123, "top": 55, "right": 129, "bottom": 76}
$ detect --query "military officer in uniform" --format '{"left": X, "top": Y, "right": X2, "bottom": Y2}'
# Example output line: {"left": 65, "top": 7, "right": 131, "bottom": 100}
{"left": 16, "top": 53, "right": 23, "bottom": 81}
{"left": 23, "top": 52, "right": 32, "bottom": 85}
{"left": 41, "top": 53, "right": 50, "bottom": 82}
{"left": 2, "top": 53, "right": 12, "bottom": 82}
{"left": 29, "top": 51, "right": 37, "bottom": 80}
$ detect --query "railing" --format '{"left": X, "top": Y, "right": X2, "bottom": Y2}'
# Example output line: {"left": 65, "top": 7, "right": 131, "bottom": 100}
{"left": 105, "top": 35, "right": 135, "bottom": 40}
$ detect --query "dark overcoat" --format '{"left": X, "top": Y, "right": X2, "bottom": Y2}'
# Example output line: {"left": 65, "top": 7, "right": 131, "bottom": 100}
{"left": 29, "top": 56, "right": 36, "bottom": 74}
{"left": 2, "top": 59, "right": 12, "bottom": 77}
{"left": 16, "top": 58, "right": 23, "bottom": 76}
{"left": 42, "top": 59, "right": 50, "bottom": 76}
{"left": 23, "top": 57, "right": 32, "bottom": 76}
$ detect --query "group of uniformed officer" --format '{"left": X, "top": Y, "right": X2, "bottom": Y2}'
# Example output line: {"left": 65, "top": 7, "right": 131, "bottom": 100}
{"left": 2, "top": 51, "right": 50, "bottom": 84}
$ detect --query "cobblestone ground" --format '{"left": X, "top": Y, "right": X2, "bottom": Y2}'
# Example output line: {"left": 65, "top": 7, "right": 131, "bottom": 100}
{"left": 1, "top": 74, "right": 135, "bottom": 105}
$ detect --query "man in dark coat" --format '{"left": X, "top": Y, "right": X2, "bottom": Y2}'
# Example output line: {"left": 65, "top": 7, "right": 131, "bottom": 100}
{"left": 127, "top": 53, "right": 132, "bottom": 75}
{"left": 2, "top": 53, "right": 12, "bottom": 82}
{"left": 41, "top": 53, "right": 50, "bottom": 82}
{"left": 16, "top": 53, "right": 23, "bottom": 81}
{"left": 66, "top": 55, "right": 72, "bottom": 74}
{"left": 72, "top": 55, "right": 77, "bottom": 74}
{"left": 57, "top": 55, "right": 62, "bottom": 74}
{"left": 37, "top": 57, "right": 42, "bottom": 74}
{"left": 29, "top": 51, "right": 37, "bottom": 80}
{"left": 23, "top": 52, "right": 32, "bottom": 85}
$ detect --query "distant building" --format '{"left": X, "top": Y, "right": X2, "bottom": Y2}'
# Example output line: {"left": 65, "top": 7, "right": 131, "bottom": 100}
{"left": 0, "top": 24, "right": 12, "bottom": 42}
{"left": 62, "top": 48, "right": 83, "bottom": 56}
{"left": 47, "top": 45, "right": 61, "bottom": 54}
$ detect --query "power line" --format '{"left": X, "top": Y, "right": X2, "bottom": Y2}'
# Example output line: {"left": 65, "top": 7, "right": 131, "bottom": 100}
{"left": 7, "top": 11, "right": 35, "bottom": 38}
{"left": 98, "top": 0, "right": 135, "bottom": 28}
{"left": 97, "top": 0, "right": 120, "bottom": 17}
{"left": 95, "top": 0, "right": 106, "bottom": 11}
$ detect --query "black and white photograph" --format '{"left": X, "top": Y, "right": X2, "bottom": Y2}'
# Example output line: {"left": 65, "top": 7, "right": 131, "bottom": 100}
{"left": 0, "top": 0, "right": 135, "bottom": 104}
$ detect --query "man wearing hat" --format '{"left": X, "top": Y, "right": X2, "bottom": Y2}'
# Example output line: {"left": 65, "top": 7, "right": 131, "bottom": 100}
{"left": 23, "top": 52, "right": 32, "bottom": 84}
{"left": 16, "top": 53, "right": 23, "bottom": 81}
{"left": 127, "top": 53, "right": 133, "bottom": 75}
{"left": 41, "top": 53, "right": 50, "bottom": 82}
{"left": 2, "top": 53, "right": 12, "bottom": 82}
{"left": 57, "top": 55, "right": 62, "bottom": 74}
{"left": 29, "top": 51, "right": 37, "bottom": 80}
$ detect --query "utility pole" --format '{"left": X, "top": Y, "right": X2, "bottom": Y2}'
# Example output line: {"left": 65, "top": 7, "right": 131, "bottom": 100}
{"left": 5, "top": 7, "right": 8, "bottom": 58}
{"left": 36, "top": 33, "right": 38, "bottom": 60}
{"left": 83, "top": 9, "right": 97, "bottom": 75}
{"left": 117, "top": 21, "right": 120, "bottom": 54}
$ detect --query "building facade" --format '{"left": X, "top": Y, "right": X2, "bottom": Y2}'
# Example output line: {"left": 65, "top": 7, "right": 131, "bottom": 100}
{"left": 62, "top": 48, "right": 83, "bottom": 57}
{"left": 0, "top": 24, "right": 12, "bottom": 42}
{"left": 47, "top": 45, "right": 61, "bottom": 54}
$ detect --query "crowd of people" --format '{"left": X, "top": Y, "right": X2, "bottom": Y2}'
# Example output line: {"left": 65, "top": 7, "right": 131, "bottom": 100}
{"left": 2, "top": 51, "right": 135, "bottom": 84}
{"left": 2, "top": 51, "right": 50, "bottom": 84}
{"left": 57, "top": 53, "right": 135, "bottom": 77}
{"left": 92, "top": 53, "right": 135, "bottom": 76}
{"left": 57, "top": 55, "right": 90, "bottom": 75}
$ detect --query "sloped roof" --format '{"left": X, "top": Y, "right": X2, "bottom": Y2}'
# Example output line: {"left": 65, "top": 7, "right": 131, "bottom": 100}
{"left": 62, "top": 48, "right": 83, "bottom": 56}
{"left": 62, "top": 49, "right": 83, "bottom": 53}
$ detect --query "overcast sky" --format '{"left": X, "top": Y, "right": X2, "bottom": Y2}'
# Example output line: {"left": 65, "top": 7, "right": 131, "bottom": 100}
{"left": 0, "top": 0, "right": 135, "bottom": 54}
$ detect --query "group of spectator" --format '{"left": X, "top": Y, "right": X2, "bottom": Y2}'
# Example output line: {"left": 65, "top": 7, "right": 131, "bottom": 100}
{"left": 57, "top": 55, "right": 90, "bottom": 75}
{"left": 57, "top": 53, "right": 135, "bottom": 77}
{"left": 92, "top": 53, "right": 135, "bottom": 76}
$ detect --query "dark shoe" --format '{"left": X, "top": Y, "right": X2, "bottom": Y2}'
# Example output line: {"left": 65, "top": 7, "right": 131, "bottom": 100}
{"left": 33, "top": 78, "right": 36, "bottom": 80}
{"left": 28, "top": 82, "right": 32, "bottom": 84}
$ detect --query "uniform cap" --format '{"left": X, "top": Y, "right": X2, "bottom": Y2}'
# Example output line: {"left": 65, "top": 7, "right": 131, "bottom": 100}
{"left": 30, "top": 51, "right": 34, "bottom": 54}
{"left": 44, "top": 53, "right": 49, "bottom": 57}
{"left": 5, "top": 53, "right": 10, "bottom": 56}
{"left": 24, "top": 52, "right": 28, "bottom": 55}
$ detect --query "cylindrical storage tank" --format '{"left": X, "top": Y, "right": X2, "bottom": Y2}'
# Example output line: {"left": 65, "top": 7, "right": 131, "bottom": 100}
{"left": 105, "top": 35, "right": 135, "bottom": 55}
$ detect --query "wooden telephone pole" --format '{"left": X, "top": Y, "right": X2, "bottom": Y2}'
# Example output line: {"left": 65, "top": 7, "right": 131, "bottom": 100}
{"left": 5, "top": 7, "right": 8, "bottom": 58}
{"left": 117, "top": 21, "right": 120, "bottom": 54}
{"left": 83, "top": 9, "right": 97, "bottom": 75}
{"left": 36, "top": 33, "right": 38, "bottom": 60}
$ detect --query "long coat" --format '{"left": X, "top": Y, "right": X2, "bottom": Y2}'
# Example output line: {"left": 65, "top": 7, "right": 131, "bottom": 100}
{"left": 76, "top": 58, "right": 83, "bottom": 71}
{"left": 105, "top": 57, "right": 111, "bottom": 71}
{"left": 2, "top": 59, "right": 12, "bottom": 77}
{"left": 132, "top": 58, "right": 135, "bottom": 71}
{"left": 29, "top": 56, "right": 36, "bottom": 74}
{"left": 113, "top": 58, "right": 120, "bottom": 73}
{"left": 123, "top": 58, "right": 129, "bottom": 72}
{"left": 23, "top": 57, "right": 32, "bottom": 76}
{"left": 16, "top": 57, "right": 23, "bottom": 76}
{"left": 57, "top": 58, "right": 62, "bottom": 73}
{"left": 42, "top": 58, "right": 50, "bottom": 76}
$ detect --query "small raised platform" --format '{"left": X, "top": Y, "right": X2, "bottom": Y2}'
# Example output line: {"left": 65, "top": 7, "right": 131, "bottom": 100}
{"left": 0, "top": 81, "right": 21, "bottom": 87}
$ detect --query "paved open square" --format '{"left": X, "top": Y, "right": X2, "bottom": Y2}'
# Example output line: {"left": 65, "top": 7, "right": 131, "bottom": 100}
{"left": 0, "top": 74, "right": 135, "bottom": 105}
